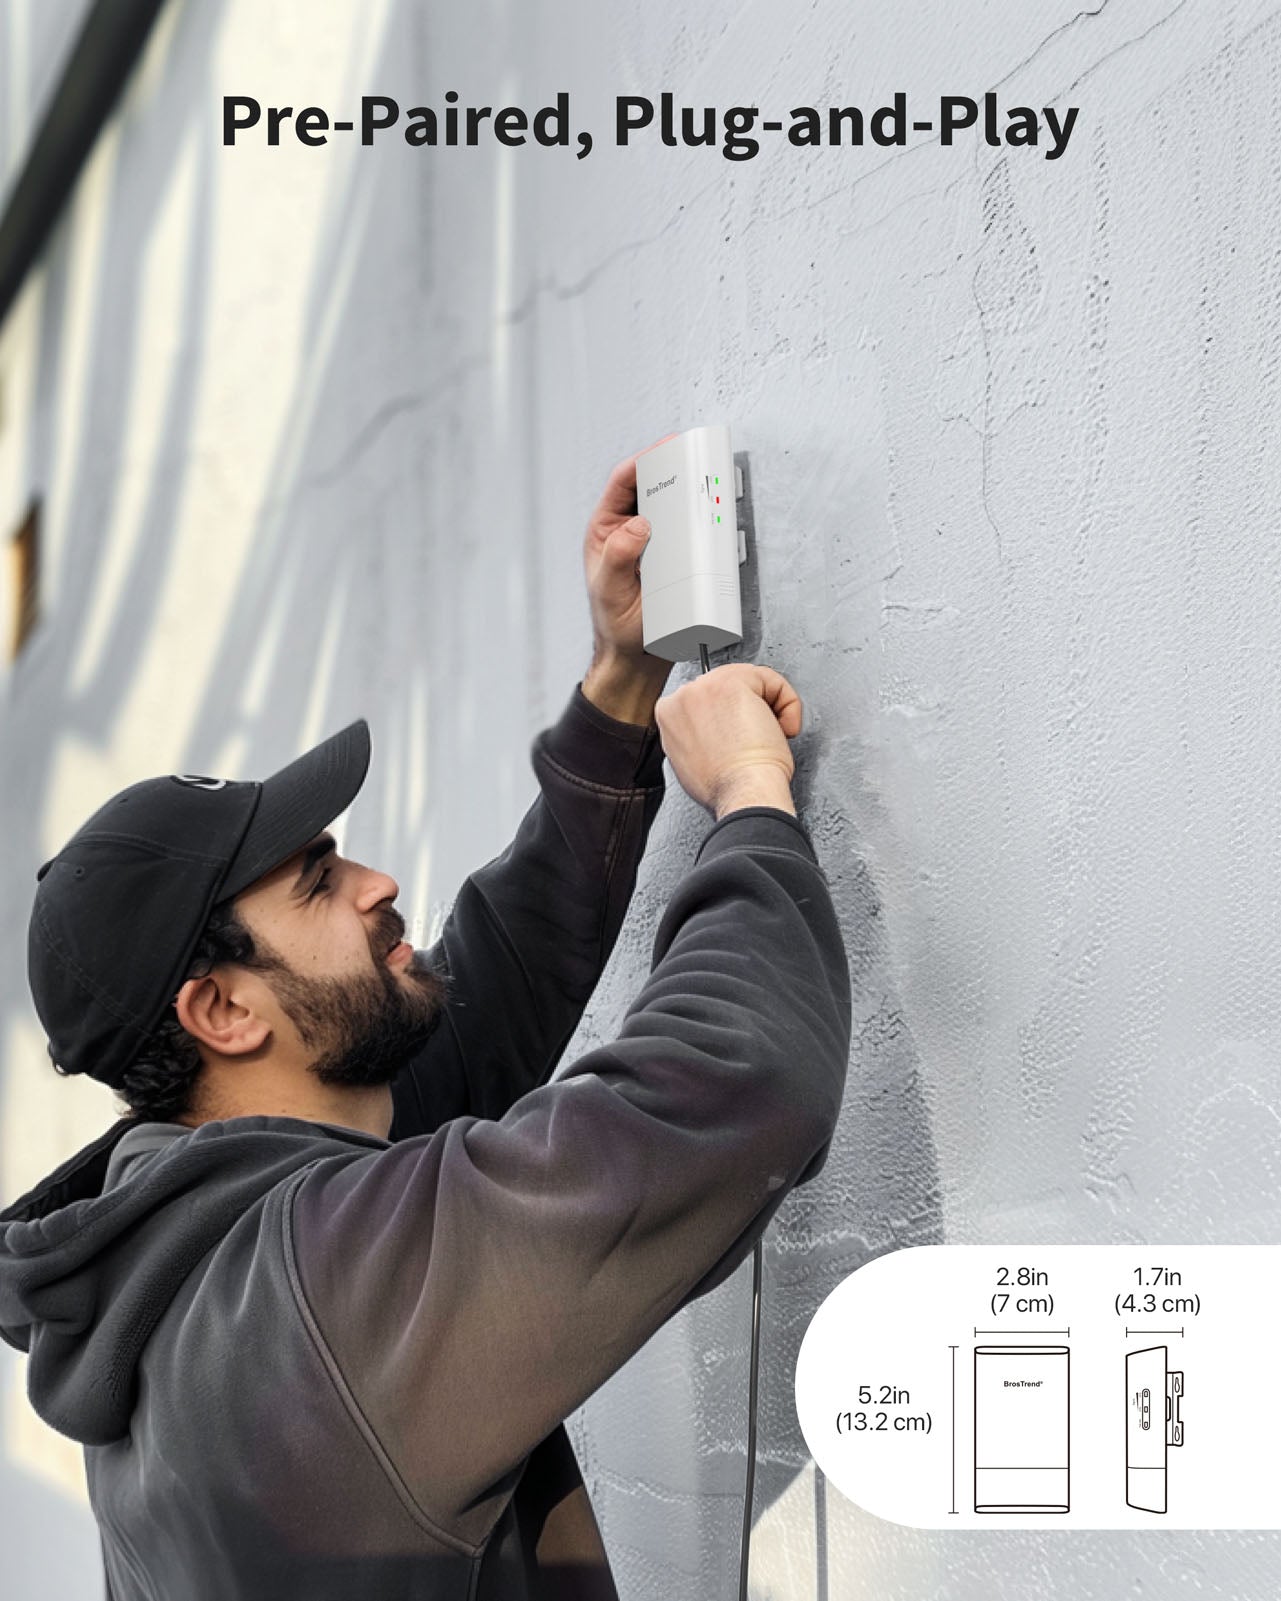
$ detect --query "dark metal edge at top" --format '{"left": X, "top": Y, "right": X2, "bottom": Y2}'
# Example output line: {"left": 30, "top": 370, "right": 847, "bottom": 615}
{"left": 0, "top": 0, "right": 170, "bottom": 332}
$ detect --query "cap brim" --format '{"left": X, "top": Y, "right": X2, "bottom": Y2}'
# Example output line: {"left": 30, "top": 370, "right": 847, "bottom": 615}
{"left": 219, "top": 719, "right": 371, "bottom": 900}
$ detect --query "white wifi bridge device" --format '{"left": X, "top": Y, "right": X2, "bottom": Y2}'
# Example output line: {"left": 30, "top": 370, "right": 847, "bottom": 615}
{"left": 635, "top": 424, "right": 745, "bottom": 662}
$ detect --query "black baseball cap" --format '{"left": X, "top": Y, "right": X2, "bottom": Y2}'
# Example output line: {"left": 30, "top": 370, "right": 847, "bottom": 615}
{"left": 27, "top": 720, "right": 372, "bottom": 1090}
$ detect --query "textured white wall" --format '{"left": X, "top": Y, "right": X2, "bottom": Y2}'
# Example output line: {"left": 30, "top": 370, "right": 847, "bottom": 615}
{"left": 1, "top": 0, "right": 1279, "bottom": 1596}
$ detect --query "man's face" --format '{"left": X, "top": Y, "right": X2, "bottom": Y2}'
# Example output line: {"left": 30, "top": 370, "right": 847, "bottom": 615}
{"left": 230, "top": 833, "right": 445, "bottom": 1086}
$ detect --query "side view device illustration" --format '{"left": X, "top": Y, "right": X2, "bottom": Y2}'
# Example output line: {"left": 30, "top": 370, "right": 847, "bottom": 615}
{"left": 636, "top": 424, "right": 754, "bottom": 1597}
{"left": 1126, "top": 1345, "right": 1184, "bottom": 1513}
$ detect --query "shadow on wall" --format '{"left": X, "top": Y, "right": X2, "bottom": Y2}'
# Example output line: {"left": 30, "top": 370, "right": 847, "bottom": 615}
{"left": 1, "top": 0, "right": 428, "bottom": 1535}
{"left": 1, "top": 0, "right": 230, "bottom": 1115}
{"left": 2, "top": 0, "right": 433, "bottom": 1123}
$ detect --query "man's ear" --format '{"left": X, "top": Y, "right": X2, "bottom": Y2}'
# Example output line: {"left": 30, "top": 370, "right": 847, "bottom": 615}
{"left": 174, "top": 971, "right": 271, "bottom": 1057}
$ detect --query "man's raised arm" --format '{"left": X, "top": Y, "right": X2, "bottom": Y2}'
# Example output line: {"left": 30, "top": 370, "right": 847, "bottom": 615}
{"left": 391, "top": 448, "right": 675, "bottom": 1136}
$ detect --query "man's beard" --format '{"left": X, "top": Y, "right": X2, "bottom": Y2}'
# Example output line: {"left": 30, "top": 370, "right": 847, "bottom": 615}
{"left": 263, "top": 911, "right": 447, "bottom": 1088}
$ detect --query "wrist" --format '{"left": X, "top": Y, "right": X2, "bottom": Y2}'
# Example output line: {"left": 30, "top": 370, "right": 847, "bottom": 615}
{"left": 581, "top": 646, "right": 672, "bottom": 727}
{"left": 710, "top": 766, "right": 797, "bottom": 820}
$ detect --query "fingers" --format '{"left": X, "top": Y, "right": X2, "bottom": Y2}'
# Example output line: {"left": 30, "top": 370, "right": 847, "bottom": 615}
{"left": 599, "top": 433, "right": 680, "bottom": 518}
{"left": 751, "top": 665, "right": 804, "bottom": 737}
{"left": 598, "top": 455, "right": 640, "bottom": 520}
{"left": 700, "top": 662, "right": 803, "bottom": 737}
{"left": 652, "top": 660, "right": 803, "bottom": 815}
{"left": 600, "top": 516, "right": 650, "bottom": 574}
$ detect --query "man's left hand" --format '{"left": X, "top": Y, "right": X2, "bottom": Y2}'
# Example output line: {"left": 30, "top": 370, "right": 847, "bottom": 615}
{"left": 581, "top": 442, "right": 675, "bottom": 725}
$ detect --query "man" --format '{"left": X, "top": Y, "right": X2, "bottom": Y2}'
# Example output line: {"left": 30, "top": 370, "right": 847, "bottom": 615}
{"left": 0, "top": 447, "right": 851, "bottom": 1600}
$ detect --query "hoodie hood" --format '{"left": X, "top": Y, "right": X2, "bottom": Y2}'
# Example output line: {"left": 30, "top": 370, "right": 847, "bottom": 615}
{"left": 0, "top": 1115, "right": 385, "bottom": 1446}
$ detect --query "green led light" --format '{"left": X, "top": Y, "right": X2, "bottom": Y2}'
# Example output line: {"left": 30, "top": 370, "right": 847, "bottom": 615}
{"left": 714, "top": 476, "right": 719, "bottom": 485}
{"left": 716, "top": 515, "right": 721, "bottom": 523}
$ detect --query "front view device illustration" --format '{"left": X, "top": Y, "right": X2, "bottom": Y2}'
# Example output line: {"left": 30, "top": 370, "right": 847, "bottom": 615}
{"left": 974, "top": 1345, "right": 1071, "bottom": 1513}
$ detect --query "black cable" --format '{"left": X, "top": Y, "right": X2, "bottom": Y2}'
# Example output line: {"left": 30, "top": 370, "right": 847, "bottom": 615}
{"left": 739, "top": 1239, "right": 763, "bottom": 1601}
{"left": 697, "top": 641, "right": 762, "bottom": 1601}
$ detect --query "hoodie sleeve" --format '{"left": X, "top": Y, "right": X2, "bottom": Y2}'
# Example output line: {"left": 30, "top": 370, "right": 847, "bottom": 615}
{"left": 286, "top": 808, "right": 852, "bottom": 1551}
{"left": 389, "top": 686, "right": 666, "bottom": 1136}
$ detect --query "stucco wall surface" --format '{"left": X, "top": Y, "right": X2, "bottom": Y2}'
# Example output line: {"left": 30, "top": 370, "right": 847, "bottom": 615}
{"left": 0, "top": 1, "right": 1278, "bottom": 1597}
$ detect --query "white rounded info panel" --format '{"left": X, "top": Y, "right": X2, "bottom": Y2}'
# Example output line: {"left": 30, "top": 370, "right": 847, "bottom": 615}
{"left": 793, "top": 1245, "right": 1281, "bottom": 1529}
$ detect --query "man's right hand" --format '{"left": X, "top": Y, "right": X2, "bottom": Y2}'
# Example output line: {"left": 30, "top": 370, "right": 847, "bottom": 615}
{"left": 653, "top": 664, "right": 802, "bottom": 819}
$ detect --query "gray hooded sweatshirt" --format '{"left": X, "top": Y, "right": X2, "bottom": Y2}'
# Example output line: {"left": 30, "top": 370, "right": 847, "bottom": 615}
{"left": 0, "top": 687, "right": 852, "bottom": 1599}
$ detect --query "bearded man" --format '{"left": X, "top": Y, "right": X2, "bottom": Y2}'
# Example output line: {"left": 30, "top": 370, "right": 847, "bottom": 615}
{"left": 0, "top": 446, "right": 851, "bottom": 1601}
